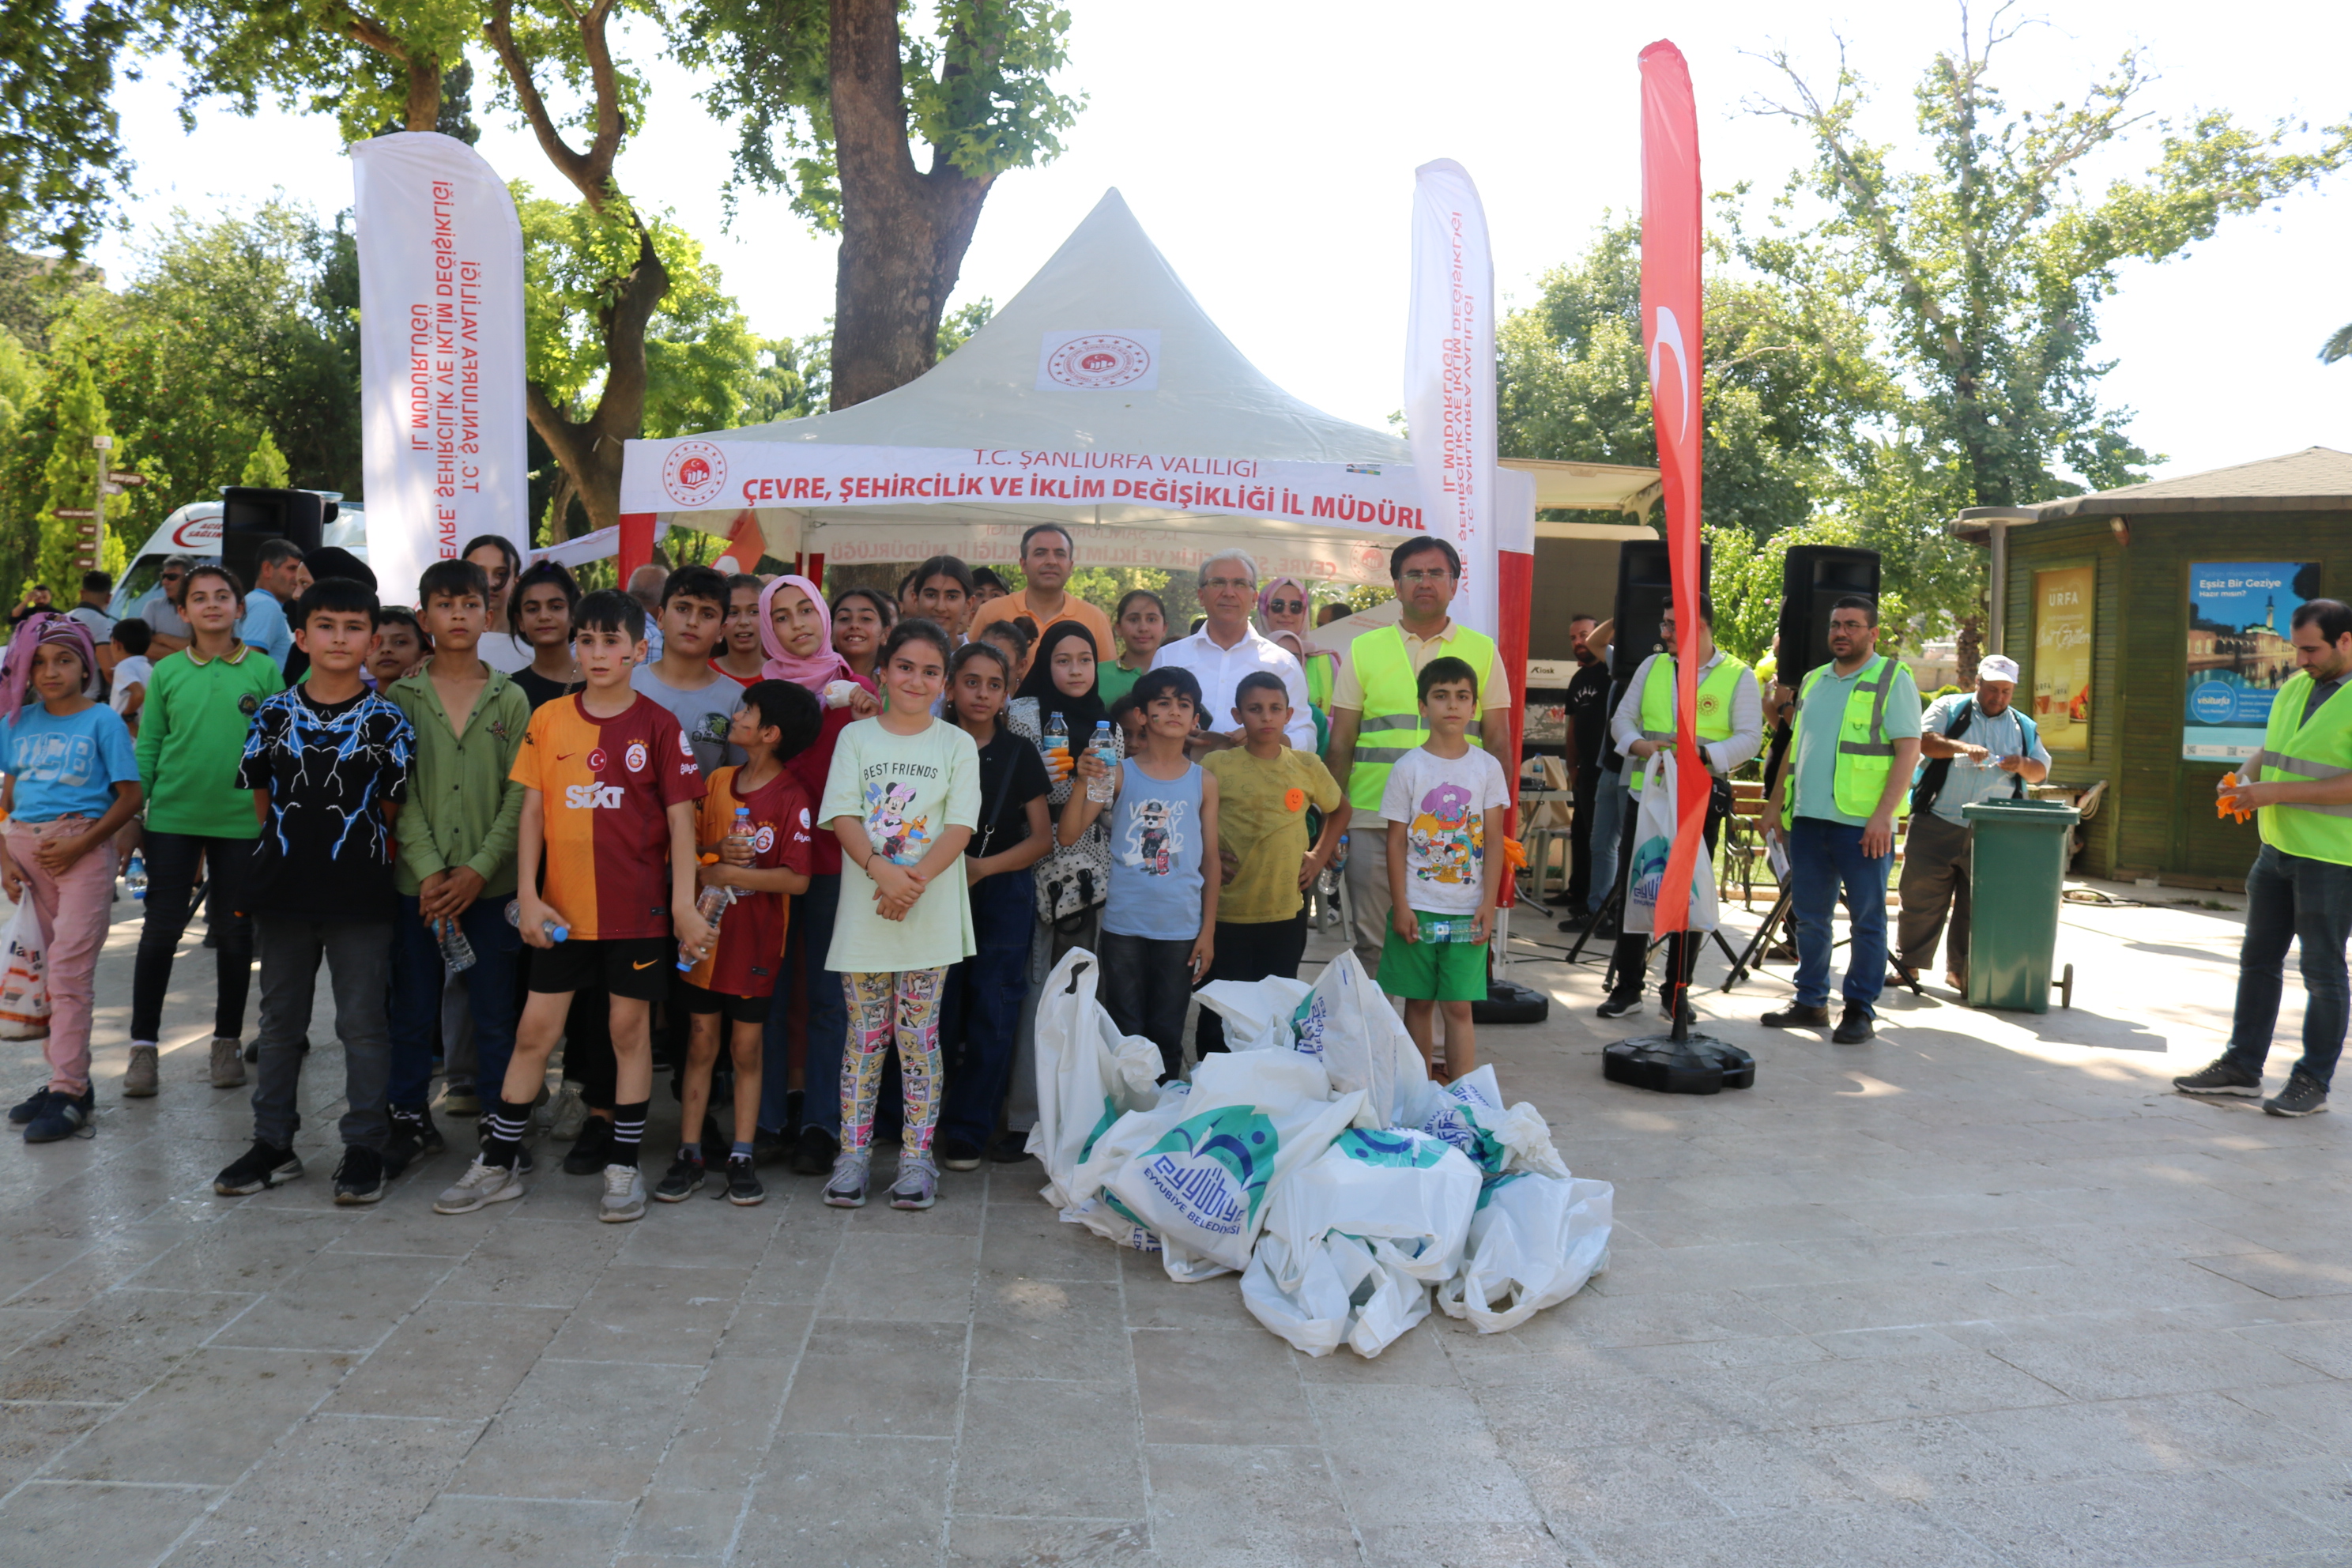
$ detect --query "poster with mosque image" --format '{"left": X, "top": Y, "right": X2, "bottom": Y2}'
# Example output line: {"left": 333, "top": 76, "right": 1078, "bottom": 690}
{"left": 2183, "top": 561, "right": 2321, "bottom": 762}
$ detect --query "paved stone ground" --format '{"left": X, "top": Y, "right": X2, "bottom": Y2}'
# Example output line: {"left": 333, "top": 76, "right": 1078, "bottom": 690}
{"left": 0, "top": 878, "right": 2347, "bottom": 1567}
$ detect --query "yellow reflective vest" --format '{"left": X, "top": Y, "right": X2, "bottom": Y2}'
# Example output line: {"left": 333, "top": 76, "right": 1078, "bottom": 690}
{"left": 1345, "top": 623, "right": 1498, "bottom": 812}
{"left": 1786, "top": 654, "right": 1903, "bottom": 824}
{"left": 2254, "top": 670, "right": 2352, "bottom": 866}
{"left": 1628, "top": 652, "right": 1751, "bottom": 795}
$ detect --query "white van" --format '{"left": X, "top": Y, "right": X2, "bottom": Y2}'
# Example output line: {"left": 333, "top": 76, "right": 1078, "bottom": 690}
{"left": 109, "top": 495, "right": 369, "bottom": 621}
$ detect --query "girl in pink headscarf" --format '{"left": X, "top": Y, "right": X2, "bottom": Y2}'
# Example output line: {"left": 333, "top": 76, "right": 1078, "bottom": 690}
{"left": 0, "top": 613, "right": 144, "bottom": 1143}
{"left": 1257, "top": 576, "right": 1336, "bottom": 711}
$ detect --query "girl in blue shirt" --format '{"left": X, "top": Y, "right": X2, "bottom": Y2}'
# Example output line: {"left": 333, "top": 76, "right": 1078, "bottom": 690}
{"left": 0, "top": 616, "right": 143, "bottom": 1143}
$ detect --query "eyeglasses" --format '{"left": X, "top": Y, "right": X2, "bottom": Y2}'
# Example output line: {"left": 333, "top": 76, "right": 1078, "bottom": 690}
{"left": 1400, "top": 568, "right": 1453, "bottom": 585}
{"left": 160, "top": 571, "right": 185, "bottom": 582}
{"left": 1267, "top": 598, "right": 1306, "bottom": 614}
{"left": 1204, "top": 577, "right": 1255, "bottom": 593}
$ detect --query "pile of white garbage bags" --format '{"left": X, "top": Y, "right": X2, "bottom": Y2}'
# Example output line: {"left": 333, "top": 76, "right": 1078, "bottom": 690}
{"left": 1023, "top": 948, "right": 1614, "bottom": 1357}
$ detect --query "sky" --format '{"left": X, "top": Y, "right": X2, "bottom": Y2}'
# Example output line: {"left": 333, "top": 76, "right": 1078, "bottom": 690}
{"left": 92, "top": 0, "right": 2352, "bottom": 486}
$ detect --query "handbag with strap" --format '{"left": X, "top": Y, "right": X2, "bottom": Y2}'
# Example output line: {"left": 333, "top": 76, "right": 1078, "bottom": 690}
{"left": 1008, "top": 699, "right": 1114, "bottom": 921}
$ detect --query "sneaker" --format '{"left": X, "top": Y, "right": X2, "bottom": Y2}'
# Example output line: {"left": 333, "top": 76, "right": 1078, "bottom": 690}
{"left": 209, "top": 1037, "right": 245, "bottom": 1089}
{"left": 783, "top": 1087, "right": 805, "bottom": 1136}
{"left": 752, "top": 1125, "right": 794, "bottom": 1167}
{"left": 599, "top": 1163, "right": 648, "bottom": 1223}
{"left": 22, "top": 1088, "right": 94, "bottom": 1144}
{"left": 1594, "top": 990, "right": 1643, "bottom": 1020}
{"left": 441, "top": 1084, "right": 481, "bottom": 1118}
{"left": 823, "top": 1148, "right": 871, "bottom": 1208}
{"left": 1760, "top": 1003, "right": 1831, "bottom": 1028}
{"left": 723, "top": 1155, "right": 765, "bottom": 1206}
{"left": 434, "top": 1154, "right": 526, "bottom": 1214}
{"left": 938, "top": 1137, "right": 984, "bottom": 1173}
{"left": 548, "top": 1081, "right": 587, "bottom": 1140}
{"left": 2173, "top": 1057, "right": 2263, "bottom": 1097}
{"left": 654, "top": 1155, "right": 706, "bottom": 1203}
{"left": 2264, "top": 1069, "right": 2330, "bottom": 1118}
{"left": 985, "top": 1132, "right": 1036, "bottom": 1165}
{"left": 1832, "top": 1003, "right": 1876, "bottom": 1045}
{"left": 382, "top": 1107, "right": 444, "bottom": 1176}
{"left": 214, "top": 1140, "right": 302, "bottom": 1195}
{"left": 890, "top": 1152, "right": 939, "bottom": 1211}
{"left": 790, "top": 1123, "right": 839, "bottom": 1177}
{"left": 333, "top": 1145, "right": 385, "bottom": 1205}
{"left": 122, "top": 1043, "right": 159, "bottom": 1099}
{"left": 564, "top": 1116, "right": 614, "bottom": 1175}
{"left": 8, "top": 1087, "right": 55, "bottom": 1126}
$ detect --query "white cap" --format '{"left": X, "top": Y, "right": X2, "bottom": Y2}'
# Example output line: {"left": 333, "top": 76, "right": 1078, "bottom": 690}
{"left": 1978, "top": 654, "right": 2021, "bottom": 683}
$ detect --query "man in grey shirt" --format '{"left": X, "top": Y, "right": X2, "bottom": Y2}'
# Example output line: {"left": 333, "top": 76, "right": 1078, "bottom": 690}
{"left": 1896, "top": 654, "right": 2051, "bottom": 990}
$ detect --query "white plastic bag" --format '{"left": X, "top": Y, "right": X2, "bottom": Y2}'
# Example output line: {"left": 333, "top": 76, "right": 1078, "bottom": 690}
{"left": 1398, "top": 1065, "right": 1569, "bottom": 1180}
{"left": 1261, "top": 1129, "right": 1482, "bottom": 1287}
{"left": 1623, "top": 751, "right": 1719, "bottom": 936}
{"left": 1194, "top": 974, "right": 1311, "bottom": 1043}
{"left": 1027, "top": 948, "right": 1164, "bottom": 1208}
{"left": 1436, "top": 1174, "right": 1615, "bottom": 1333}
{"left": 1287, "top": 951, "right": 1426, "bottom": 1129}
{"left": 1103, "top": 1051, "right": 1364, "bottom": 1275}
{"left": 0, "top": 902, "right": 49, "bottom": 1042}
{"left": 1242, "top": 1232, "right": 1430, "bottom": 1358}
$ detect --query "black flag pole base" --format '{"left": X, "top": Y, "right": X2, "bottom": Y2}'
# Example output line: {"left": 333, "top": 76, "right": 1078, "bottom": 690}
{"left": 1602, "top": 1031, "right": 1756, "bottom": 1095}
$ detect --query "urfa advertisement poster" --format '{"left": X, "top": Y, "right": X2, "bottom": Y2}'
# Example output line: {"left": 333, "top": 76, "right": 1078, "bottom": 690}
{"left": 2033, "top": 566, "right": 2094, "bottom": 751}
{"left": 2184, "top": 561, "right": 2321, "bottom": 762}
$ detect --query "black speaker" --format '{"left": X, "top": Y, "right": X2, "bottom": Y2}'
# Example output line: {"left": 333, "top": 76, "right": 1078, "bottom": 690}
{"left": 1611, "top": 538, "right": 1712, "bottom": 684}
{"left": 219, "top": 487, "right": 331, "bottom": 592}
{"left": 1775, "top": 547, "right": 1883, "bottom": 684}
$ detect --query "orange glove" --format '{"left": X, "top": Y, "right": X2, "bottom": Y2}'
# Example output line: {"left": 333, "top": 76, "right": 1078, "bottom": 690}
{"left": 2217, "top": 771, "right": 2252, "bottom": 824}
{"left": 1502, "top": 837, "right": 1528, "bottom": 871}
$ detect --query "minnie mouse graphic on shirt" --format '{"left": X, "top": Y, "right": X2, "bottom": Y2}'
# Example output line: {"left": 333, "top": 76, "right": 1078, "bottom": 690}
{"left": 863, "top": 778, "right": 932, "bottom": 865}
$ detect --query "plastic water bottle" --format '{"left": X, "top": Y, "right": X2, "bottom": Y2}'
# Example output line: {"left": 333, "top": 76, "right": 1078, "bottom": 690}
{"left": 504, "top": 899, "right": 569, "bottom": 943}
{"left": 1086, "top": 720, "right": 1116, "bottom": 804}
{"left": 434, "top": 917, "right": 477, "bottom": 975}
{"left": 725, "top": 805, "right": 756, "bottom": 861}
{"left": 1042, "top": 711, "right": 1069, "bottom": 775}
{"left": 125, "top": 852, "right": 146, "bottom": 901}
{"left": 679, "top": 883, "right": 735, "bottom": 972}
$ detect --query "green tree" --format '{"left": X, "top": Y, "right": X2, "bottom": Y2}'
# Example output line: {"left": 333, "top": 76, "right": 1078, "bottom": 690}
{"left": 26, "top": 345, "right": 126, "bottom": 604}
{"left": 240, "top": 428, "right": 291, "bottom": 487}
{"left": 2325, "top": 322, "right": 2352, "bottom": 364}
{"left": 0, "top": 0, "right": 139, "bottom": 256}
{"left": 678, "top": 0, "right": 1080, "bottom": 407}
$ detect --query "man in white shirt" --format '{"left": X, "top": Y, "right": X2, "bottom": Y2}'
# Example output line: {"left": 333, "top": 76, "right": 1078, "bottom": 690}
{"left": 1151, "top": 549, "right": 1316, "bottom": 753}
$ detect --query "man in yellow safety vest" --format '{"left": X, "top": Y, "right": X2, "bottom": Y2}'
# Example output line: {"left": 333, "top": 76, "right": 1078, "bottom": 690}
{"left": 1327, "top": 537, "right": 1517, "bottom": 982}
{"left": 2174, "top": 598, "right": 2352, "bottom": 1117}
{"left": 1762, "top": 594, "right": 1923, "bottom": 1043}
{"left": 1597, "top": 594, "right": 1761, "bottom": 1022}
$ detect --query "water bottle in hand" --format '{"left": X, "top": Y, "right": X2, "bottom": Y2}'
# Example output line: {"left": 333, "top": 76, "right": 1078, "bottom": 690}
{"left": 1086, "top": 720, "right": 1116, "bottom": 804}
{"left": 435, "top": 916, "right": 478, "bottom": 975}
{"left": 725, "top": 805, "right": 756, "bottom": 861}
{"left": 505, "top": 899, "right": 569, "bottom": 943}
{"left": 679, "top": 882, "right": 735, "bottom": 972}
{"left": 1042, "top": 711, "right": 1069, "bottom": 778}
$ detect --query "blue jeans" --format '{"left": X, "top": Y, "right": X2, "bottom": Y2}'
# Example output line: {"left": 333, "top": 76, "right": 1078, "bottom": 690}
{"left": 1789, "top": 817, "right": 1892, "bottom": 1013}
{"left": 390, "top": 894, "right": 522, "bottom": 1113}
{"left": 1587, "top": 766, "right": 1627, "bottom": 914}
{"left": 940, "top": 867, "right": 1037, "bottom": 1149}
{"left": 2223, "top": 845, "right": 2352, "bottom": 1088}
{"left": 764, "top": 873, "right": 845, "bottom": 1136}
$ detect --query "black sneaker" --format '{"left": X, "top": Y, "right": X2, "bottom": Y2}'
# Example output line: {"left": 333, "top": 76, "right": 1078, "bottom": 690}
{"left": 21, "top": 1088, "right": 93, "bottom": 1144}
{"left": 8, "top": 1086, "right": 55, "bottom": 1125}
{"left": 1761, "top": 1003, "right": 1831, "bottom": 1028}
{"left": 723, "top": 1155, "right": 765, "bottom": 1206}
{"left": 654, "top": 1155, "right": 706, "bottom": 1202}
{"left": 2173, "top": 1057, "right": 2263, "bottom": 1097}
{"left": 215, "top": 1140, "right": 302, "bottom": 1195}
{"left": 564, "top": 1116, "right": 614, "bottom": 1176}
{"left": 939, "top": 1137, "right": 984, "bottom": 1172}
{"left": 752, "top": 1126, "right": 794, "bottom": 1167}
{"left": 2264, "top": 1070, "right": 2330, "bottom": 1118}
{"left": 382, "top": 1107, "right": 446, "bottom": 1177}
{"left": 1556, "top": 911, "right": 1594, "bottom": 933}
{"left": 334, "top": 1145, "right": 385, "bottom": 1204}
{"left": 788, "top": 1123, "right": 839, "bottom": 1176}
{"left": 985, "top": 1132, "right": 1036, "bottom": 1165}
{"left": 1832, "top": 1003, "right": 1875, "bottom": 1044}
{"left": 1594, "top": 990, "right": 1644, "bottom": 1020}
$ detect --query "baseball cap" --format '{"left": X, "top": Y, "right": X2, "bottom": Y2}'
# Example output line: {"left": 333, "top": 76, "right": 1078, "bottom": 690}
{"left": 1978, "top": 654, "right": 2021, "bottom": 683}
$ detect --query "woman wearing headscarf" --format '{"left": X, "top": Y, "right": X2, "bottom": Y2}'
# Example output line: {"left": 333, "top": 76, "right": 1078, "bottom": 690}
{"left": 756, "top": 575, "right": 881, "bottom": 1177}
{"left": 1256, "top": 577, "right": 1336, "bottom": 712}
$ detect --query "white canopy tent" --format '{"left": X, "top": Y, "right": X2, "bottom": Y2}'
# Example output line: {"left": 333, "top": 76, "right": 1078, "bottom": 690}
{"left": 616, "top": 190, "right": 1656, "bottom": 600}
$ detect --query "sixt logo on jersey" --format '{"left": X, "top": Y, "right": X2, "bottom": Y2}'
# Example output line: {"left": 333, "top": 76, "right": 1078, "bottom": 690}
{"left": 564, "top": 782, "right": 626, "bottom": 809}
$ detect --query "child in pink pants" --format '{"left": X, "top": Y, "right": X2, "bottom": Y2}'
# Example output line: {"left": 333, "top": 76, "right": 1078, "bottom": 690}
{"left": 0, "top": 615, "right": 144, "bottom": 1143}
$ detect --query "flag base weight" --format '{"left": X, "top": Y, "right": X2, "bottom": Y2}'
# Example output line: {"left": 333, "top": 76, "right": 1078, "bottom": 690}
{"left": 1602, "top": 1031, "right": 1755, "bottom": 1095}
{"left": 1473, "top": 978, "right": 1549, "bottom": 1026}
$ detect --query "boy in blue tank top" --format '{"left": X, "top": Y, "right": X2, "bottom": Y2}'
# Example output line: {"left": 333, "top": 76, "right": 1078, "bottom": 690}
{"left": 1064, "top": 665, "right": 1219, "bottom": 1081}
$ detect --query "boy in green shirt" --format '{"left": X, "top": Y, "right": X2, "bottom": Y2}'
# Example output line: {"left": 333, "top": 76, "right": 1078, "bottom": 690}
{"left": 1197, "top": 671, "right": 1347, "bottom": 1057}
{"left": 383, "top": 560, "right": 531, "bottom": 1171}
{"left": 127, "top": 564, "right": 285, "bottom": 1097}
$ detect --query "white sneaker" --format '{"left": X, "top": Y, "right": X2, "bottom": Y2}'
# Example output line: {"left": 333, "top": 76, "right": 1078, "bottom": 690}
{"left": 433, "top": 1155, "right": 525, "bottom": 1214}
{"left": 598, "top": 1163, "right": 646, "bottom": 1223}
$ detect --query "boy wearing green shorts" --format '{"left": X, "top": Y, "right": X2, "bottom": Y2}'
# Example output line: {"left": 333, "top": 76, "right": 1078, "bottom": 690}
{"left": 1378, "top": 656, "right": 1510, "bottom": 1080}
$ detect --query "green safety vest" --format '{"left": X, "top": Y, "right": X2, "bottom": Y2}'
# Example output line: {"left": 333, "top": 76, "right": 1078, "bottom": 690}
{"left": 1627, "top": 652, "right": 1751, "bottom": 794}
{"left": 2254, "top": 670, "right": 2352, "bottom": 866}
{"left": 1345, "top": 622, "right": 1497, "bottom": 811}
{"left": 1787, "top": 654, "right": 1902, "bottom": 824}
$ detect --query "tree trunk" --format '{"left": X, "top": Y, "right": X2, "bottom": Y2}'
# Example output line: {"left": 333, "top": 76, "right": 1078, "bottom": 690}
{"left": 403, "top": 56, "right": 443, "bottom": 133}
{"left": 825, "top": 0, "right": 993, "bottom": 409}
{"left": 522, "top": 225, "right": 668, "bottom": 533}
{"left": 1954, "top": 612, "right": 1981, "bottom": 690}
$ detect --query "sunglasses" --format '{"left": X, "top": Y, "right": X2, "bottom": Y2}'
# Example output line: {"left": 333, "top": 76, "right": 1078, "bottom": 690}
{"left": 1267, "top": 598, "right": 1306, "bottom": 614}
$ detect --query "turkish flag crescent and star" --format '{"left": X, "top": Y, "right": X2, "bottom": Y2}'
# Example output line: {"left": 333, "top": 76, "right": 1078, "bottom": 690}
{"left": 1639, "top": 40, "right": 1707, "bottom": 937}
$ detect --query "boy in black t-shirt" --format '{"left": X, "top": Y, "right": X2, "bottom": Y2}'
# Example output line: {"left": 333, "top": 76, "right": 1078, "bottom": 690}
{"left": 213, "top": 578, "right": 415, "bottom": 1205}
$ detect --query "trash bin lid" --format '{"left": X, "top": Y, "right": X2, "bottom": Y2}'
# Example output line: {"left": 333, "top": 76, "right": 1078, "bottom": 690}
{"left": 1961, "top": 797, "right": 2081, "bottom": 826}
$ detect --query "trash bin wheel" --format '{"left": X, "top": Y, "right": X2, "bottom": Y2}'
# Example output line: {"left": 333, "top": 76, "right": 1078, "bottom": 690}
{"left": 2056, "top": 963, "right": 2074, "bottom": 1009}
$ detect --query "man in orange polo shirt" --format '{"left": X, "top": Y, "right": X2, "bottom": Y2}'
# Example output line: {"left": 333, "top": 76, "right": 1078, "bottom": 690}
{"left": 963, "top": 525, "right": 1114, "bottom": 675}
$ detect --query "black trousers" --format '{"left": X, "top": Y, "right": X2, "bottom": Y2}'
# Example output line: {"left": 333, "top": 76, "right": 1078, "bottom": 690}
{"left": 131, "top": 831, "right": 254, "bottom": 1043}
{"left": 1607, "top": 808, "right": 1719, "bottom": 998}
{"left": 1566, "top": 763, "right": 1600, "bottom": 907}
{"left": 1195, "top": 910, "right": 1311, "bottom": 1057}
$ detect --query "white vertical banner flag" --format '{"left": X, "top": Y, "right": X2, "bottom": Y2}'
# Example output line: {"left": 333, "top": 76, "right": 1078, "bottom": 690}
{"left": 1404, "top": 158, "right": 1498, "bottom": 635}
{"left": 353, "top": 132, "right": 528, "bottom": 608}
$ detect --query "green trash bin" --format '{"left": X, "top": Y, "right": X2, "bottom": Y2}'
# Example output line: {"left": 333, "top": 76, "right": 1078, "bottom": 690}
{"left": 1961, "top": 797, "right": 2081, "bottom": 1012}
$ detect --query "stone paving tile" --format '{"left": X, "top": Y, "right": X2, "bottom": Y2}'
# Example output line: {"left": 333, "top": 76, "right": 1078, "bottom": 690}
{"left": 386, "top": 1493, "right": 635, "bottom": 1567}
{"left": 158, "top": 1412, "right": 485, "bottom": 1567}
{"left": 45, "top": 1345, "right": 353, "bottom": 1485}
{"left": 0, "top": 1478, "right": 221, "bottom": 1562}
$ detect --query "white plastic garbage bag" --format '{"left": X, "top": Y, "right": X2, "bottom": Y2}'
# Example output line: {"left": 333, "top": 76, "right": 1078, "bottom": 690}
{"left": 1399, "top": 1065, "right": 1569, "bottom": 1179}
{"left": 1437, "top": 1173, "right": 1615, "bottom": 1333}
{"left": 1242, "top": 1231, "right": 1430, "bottom": 1358}
{"left": 1623, "top": 751, "right": 1719, "bottom": 935}
{"left": 1194, "top": 974, "right": 1311, "bottom": 1043}
{"left": 1027, "top": 948, "right": 1166, "bottom": 1208}
{"left": 0, "top": 902, "right": 48, "bottom": 1042}
{"left": 1287, "top": 951, "right": 1427, "bottom": 1129}
{"left": 1061, "top": 1084, "right": 1192, "bottom": 1249}
{"left": 1261, "top": 1129, "right": 1481, "bottom": 1287}
{"left": 1103, "top": 1051, "right": 1364, "bottom": 1276}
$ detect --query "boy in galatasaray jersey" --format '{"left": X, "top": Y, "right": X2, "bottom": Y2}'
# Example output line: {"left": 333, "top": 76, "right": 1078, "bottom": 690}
{"left": 682, "top": 767, "right": 815, "bottom": 998}
{"left": 510, "top": 691, "right": 705, "bottom": 940}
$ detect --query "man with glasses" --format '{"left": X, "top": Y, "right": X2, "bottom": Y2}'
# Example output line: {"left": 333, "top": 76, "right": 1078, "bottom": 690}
{"left": 1152, "top": 550, "right": 1316, "bottom": 754}
{"left": 1327, "top": 537, "right": 1517, "bottom": 981}
{"left": 966, "top": 525, "right": 1114, "bottom": 673}
{"left": 136, "top": 556, "right": 197, "bottom": 656}
{"left": 1762, "top": 594, "right": 1922, "bottom": 1043}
